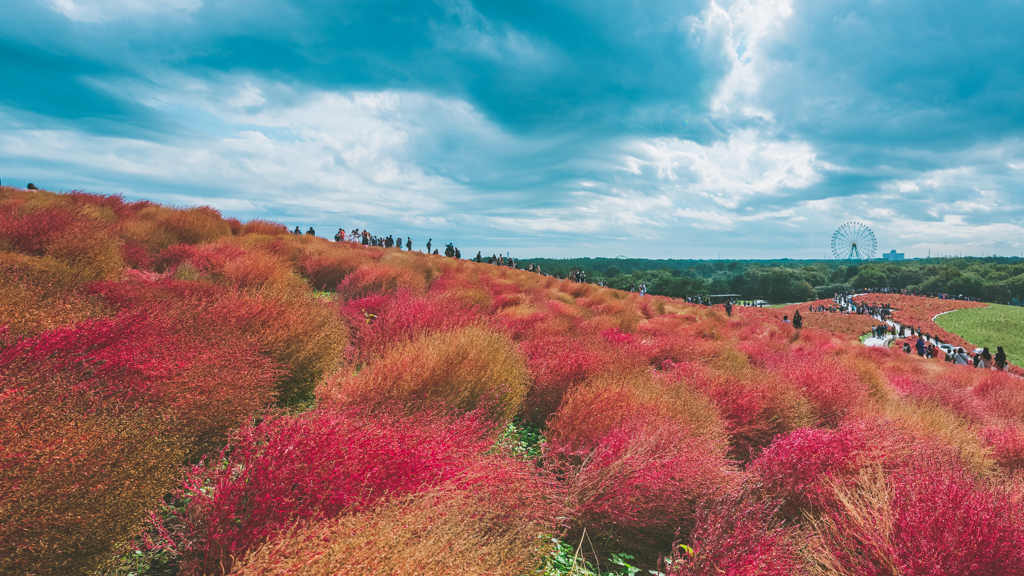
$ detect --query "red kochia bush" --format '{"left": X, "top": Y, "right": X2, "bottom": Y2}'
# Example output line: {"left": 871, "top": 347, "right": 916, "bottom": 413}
{"left": 519, "top": 334, "right": 618, "bottom": 425}
{"left": 666, "top": 490, "right": 807, "bottom": 576}
{"left": 0, "top": 311, "right": 279, "bottom": 440}
{"left": 0, "top": 205, "right": 80, "bottom": 255}
{"left": 739, "top": 339, "right": 869, "bottom": 426}
{"left": 809, "top": 458, "right": 1024, "bottom": 576}
{"left": 0, "top": 313, "right": 280, "bottom": 575}
{"left": 980, "top": 423, "right": 1024, "bottom": 469}
{"left": 89, "top": 277, "right": 348, "bottom": 403}
{"left": 164, "top": 408, "right": 530, "bottom": 575}
{"left": 350, "top": 290, "right": 483, "bottom": 362}
{"left": 749, "top": 419, "right": 941, "bottom": 520}
{"left": 545, "top": 374, "right": 735, "bottom": 564}
{"left": 667, "top": 362, "right": 814, "bottom": 462}
{"left": 336, "top": 263, "right": 427, "bottom": 300}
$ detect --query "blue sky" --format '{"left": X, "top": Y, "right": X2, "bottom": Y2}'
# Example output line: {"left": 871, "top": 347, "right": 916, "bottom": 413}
{"left": 2, "top": 0, "right": 1023, "bottom": 259}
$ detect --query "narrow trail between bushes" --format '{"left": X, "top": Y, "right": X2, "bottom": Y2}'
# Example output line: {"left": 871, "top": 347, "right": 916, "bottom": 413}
{"left": 846, "top": 294, "right": 991, "bottom": 351}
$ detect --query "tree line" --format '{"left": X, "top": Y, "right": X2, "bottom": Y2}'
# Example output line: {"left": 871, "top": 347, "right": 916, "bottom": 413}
{"left": 524, "top": 256, "right": 1024, "bottom": 304}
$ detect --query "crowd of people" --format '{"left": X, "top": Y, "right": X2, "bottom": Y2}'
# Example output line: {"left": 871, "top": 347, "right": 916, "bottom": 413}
{"left": 901, "top": 341, "right": 1010, "bottom": 371}
{"left": 825, "top": 290, "right": 1011, "bottom": 371}
{"left": 843, "top": 287, "right": 981, "bottom": 302}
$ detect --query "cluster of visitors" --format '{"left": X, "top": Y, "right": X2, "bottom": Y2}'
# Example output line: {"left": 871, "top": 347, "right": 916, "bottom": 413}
{"left": 871, "top": 324, "right": 894, "bottom": 338}
{"left": 343, "top": 229, "right": 413, "bottom": 250}
{"left": 806, "top": 294, "right": 892, "bottom": 320}
{"left": 782, "top": 310, "right": 804, "bottom": 328}
{"left": 838, "top": 287, "right": 979, "bottom": 302}
{"left": 902, "top": 341, "right": 1010, "bottom": 371}
{"left": 567, "top": 268, "right": 587, "bottom": 283}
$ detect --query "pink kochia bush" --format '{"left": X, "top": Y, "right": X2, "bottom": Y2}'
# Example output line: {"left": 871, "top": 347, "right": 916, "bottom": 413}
{"left": 162, "top": 407, "right": 555, "bottom": 576}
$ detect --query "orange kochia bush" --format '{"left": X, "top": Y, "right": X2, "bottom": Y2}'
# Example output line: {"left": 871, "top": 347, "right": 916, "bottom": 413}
{"left": 321, "top": 325, "right": 529, "bottom": 424}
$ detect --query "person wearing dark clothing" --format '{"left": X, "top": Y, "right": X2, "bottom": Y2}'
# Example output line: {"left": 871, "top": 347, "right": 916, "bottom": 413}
{"left": 792, "top": 310, "right": 802, "bottom": 328}
{"left": 426, "top": 239, "right": 432, "bottom": 253}
{"left": 724, "top": 301, "right": 733, "bottom": 317}
{"left": 995, "top": 347, "right": 1008, "bottom": 371}
{"left": 455, "top": 248, "right": 461, "bottom": 259}
{"left": 476, "top": 251, "right": 482, "bottom": 263}
{"left": 433, "top": 249, "right": 439, "bottom": 255}
{"left": 915, "top": 337, "right": 926, "bottom": 357}
{"left": 406, "top": 238, "right": 412, "bottom": 251}
{"left": 293, "top": 226, "right": 301, "bottom": 235}
{"left": 306, "top": 227, "right": 315, "bottom": 236}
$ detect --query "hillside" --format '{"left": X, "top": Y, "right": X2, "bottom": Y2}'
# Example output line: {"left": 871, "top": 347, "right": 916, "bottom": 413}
{"left": 3, "top": 186, "right": 1024, "bottom": 576}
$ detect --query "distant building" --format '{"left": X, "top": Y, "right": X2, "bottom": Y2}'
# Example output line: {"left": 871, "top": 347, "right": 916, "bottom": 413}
{"left": 882, "top": 249, "right": 905, "bottom": 261}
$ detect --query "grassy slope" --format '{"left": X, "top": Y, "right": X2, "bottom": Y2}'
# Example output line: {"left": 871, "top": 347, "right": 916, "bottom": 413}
{"left": 934, "top": 304, "right": 1024, "bottom": 365}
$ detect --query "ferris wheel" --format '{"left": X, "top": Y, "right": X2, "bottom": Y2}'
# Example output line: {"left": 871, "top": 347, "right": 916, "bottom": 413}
{"left": 831, "top": 222, "right": 877, "bottom": 260}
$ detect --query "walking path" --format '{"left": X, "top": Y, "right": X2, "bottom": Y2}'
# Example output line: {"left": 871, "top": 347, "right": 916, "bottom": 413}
{"left": 847, "top": 294, "right": 980, "bottom": 352}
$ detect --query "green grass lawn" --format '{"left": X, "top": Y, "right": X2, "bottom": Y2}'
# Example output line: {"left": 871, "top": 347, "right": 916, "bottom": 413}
{"left": 935, "top": 304, "right": 1024, "bottom": 366}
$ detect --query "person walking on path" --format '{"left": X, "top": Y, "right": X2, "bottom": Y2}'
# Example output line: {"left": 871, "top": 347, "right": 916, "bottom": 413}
{"left": 724, "top": 301, "right": 733, "bottom": 317}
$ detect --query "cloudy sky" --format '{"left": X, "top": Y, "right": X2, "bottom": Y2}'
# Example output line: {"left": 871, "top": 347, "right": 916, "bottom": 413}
{"left": 2, "top": 0, "right": 1023, "bottom": 258}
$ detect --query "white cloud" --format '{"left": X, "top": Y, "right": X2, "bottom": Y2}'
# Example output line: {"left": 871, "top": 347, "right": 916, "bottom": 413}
{"left": 48, "top": 0, "right": 202, "bottom": 22}
{"left": 0, "top": 88, "right": 492, "bottom": 219}
{"left": 622, "top": 129, "right": 822, "bottom": 208}
{"left": 687, "top": 0, "right": 795, "bottom": 116}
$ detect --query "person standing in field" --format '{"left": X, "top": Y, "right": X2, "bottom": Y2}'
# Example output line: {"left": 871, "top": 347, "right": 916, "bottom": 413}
{"left": 952, "top": 348, "right": 970, "bottom": 365}
{"left": 792, "top": 310, "right": 802, "bottom": 328}
{"left": 978, "top": 347, "right": 994, "bottom": 369}
{"left": 916, "top": 337, "right": 926, "bottom": 357}
{"left": 406, "top": 237, "right": 413, "bottom": 251}
{"left": 426, "top": 239, "right": 432, "bottom": 253}
{"left": 724, "top": 301, "right": 733, "bottom": 317}
{"left": 995, "top": 347, "right": 1008, "bottom": 371}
